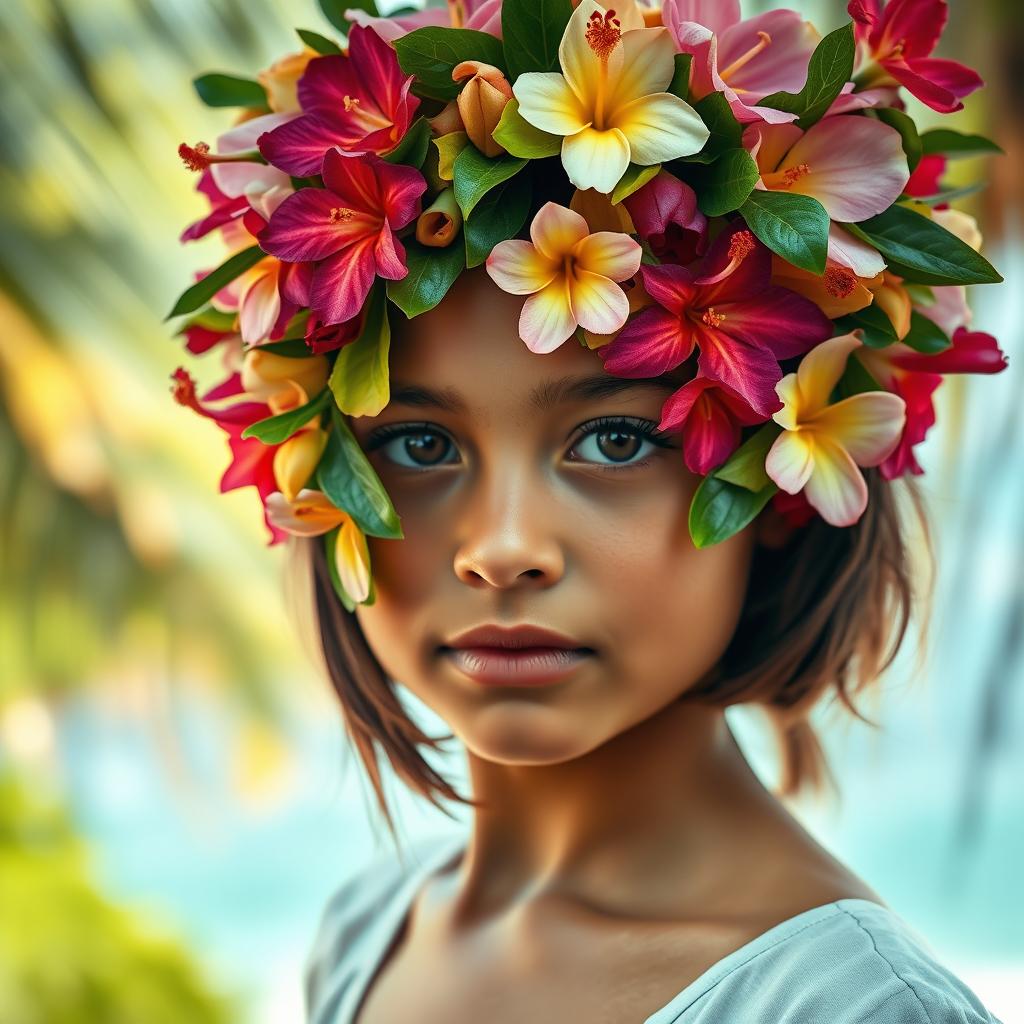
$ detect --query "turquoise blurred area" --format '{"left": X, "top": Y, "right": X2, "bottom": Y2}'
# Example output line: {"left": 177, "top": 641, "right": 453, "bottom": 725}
{"left": 1, "top": 0, "right": 1021, "bottom": 1021}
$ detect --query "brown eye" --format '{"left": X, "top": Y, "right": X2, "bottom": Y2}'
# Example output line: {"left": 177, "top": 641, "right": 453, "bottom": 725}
{"left": 569, "top": 417, "right": 671, "bottom": 469}
{"left": 594, "top": 428, "right": 643, "bottom": 462}
{"left": 367, "top": 427, "right": 459, "bottom": 469}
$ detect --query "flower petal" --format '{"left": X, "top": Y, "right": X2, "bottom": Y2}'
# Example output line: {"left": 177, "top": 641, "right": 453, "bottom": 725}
{"left": 694, "top": 328, "right": 783, "bottom": 418}
{"left": 611, "top": 93, "right": 710, "bottom": 166}
{"left": 519, "top": 278, "right": 577, "bottom": 353}
{"left": 530, "top": 201, "right": 591, "bottom": 260}
{"left": 661, "top": 0, "right": 740, "bottom": 38}
{"left": 608, "top": 26, "right": 676, "bottom": 109}
{"left": 336, "top": 518, "right": 372, "bottom": 604}
{"left": 309, "top": 239, "right": 377, "bottom": 325}
{"left": 258, "top": 114, "right": 362, "bottom": 178}
{"left": 561, "top": 126, "right": 631, "bottom": 194}
{"left": 716, "top": 10, "right": 818, "bottom": 97}
{"left": 260, "top": 187, "right": 374, "bottom": 262}
{"left": 573, "top": 231, "right": 642, "bottom": 281}
{"left": 810, "top": 392, "right": 907, "bottom": 466}
{"left": 513, "top": 72, "right": 590, "bottom": 136}
{"left": 765, "top": 429, "right": 815, "bottom": 494}
{"left": 827, "top": 224, "right": 886, "bottom": 278}
{"left": 487, "top": 239, "right": 560, "bottom": 294}
{"left": 559, "top": 0, "right": 622, "bottom": 112}
{"left": 802, "top": 436, "right": 869, "bottom": 527}
{"left": 266, "top": 489, "right": 347, "bottom": 537}
{"left": 568, "top": 270, "right": 631, "bottom": 335}
{"left": 237, "top": 263, "right": 282, "bottom": 345}
{"left": 794, "top": 332, "right": 862, "bottom": 419}
{"left": 599, "top": 305, "right": 694, "bottom": 376}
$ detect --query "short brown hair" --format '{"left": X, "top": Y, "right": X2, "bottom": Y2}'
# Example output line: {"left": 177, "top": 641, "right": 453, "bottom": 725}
{"left": 287, "top": 471, "right": 933, "bottom": 844}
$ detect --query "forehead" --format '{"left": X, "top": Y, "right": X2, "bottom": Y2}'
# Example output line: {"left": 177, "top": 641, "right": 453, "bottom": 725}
{"left": 385, "top": 267, "right": 686, "bottom": 420}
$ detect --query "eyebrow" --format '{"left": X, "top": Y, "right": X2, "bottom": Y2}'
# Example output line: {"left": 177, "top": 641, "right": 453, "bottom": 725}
{"left": 386, "top": 373, "right": 682, "bottom": 415}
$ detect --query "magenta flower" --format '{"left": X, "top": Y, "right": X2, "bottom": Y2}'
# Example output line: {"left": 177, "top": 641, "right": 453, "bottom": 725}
{"left": 346, "top": 0, "right": 503, "bottom": 42}
{"left": 259, "top": 149, "right": 427, "bottom": 326}
{"left": 598, "top": 224, "right": 833, "bottom": 417}
{"left": 622, "top": 170, "right": 708, "bottom": 265}
{"left": 257, "top": 26, "right": 419, "bottom": 177}
{"left": 848, "top": 0, "right": 983, "bottom": 114}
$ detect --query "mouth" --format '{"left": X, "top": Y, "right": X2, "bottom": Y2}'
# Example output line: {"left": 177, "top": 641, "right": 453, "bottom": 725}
{"left": 438, "top": 644, "right": 595, "bottom": 687}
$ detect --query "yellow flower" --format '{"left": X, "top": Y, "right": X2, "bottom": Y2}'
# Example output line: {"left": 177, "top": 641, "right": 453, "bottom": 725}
{"left": 241, "top": 349, "right": 329, "bottom": 414}
{"left": 512, "top": 0, "right": 708, "bottom": 193}
{"left": 273, "top": 426, "right": 328, "bottom": 502}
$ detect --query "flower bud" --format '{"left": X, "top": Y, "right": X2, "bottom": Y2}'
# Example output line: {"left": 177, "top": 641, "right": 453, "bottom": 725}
{"left": 870, "top": 270, "right": 912, "bottom": 340}
{"left": 416, "top": 188, "right": 463, "bottom": 247}
{"left": 336, "top": 518, "right": 372, "bottom": 604}
{"left": 273, "top": 426, "right": 328, "bottom": 502}
{"left": 452, "top": 61, "right": 512, "bottom": 158}
{"left": 428, "top": 100, "right": 465, "bottom": 137}
{"left": 242, "top": 349, "right": 329, "bottom": 414}
{"left": 257, "top": 49, "right": 316, "bottom": 113}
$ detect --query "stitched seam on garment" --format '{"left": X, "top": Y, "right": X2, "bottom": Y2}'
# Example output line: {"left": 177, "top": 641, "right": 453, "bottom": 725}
{"left": 835, "top": 905, "right": 936, "bottom": 1024}
{"left": 667, "top": 906, "right": 847, "bottom": 1021}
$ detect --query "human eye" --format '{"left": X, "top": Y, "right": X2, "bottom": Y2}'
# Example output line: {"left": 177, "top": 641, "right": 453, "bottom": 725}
{"left": 362, "top": 421, "right": 460, "bottom": 471}
{"left": 566, "top": 416, "right": 678, "bottom": 472}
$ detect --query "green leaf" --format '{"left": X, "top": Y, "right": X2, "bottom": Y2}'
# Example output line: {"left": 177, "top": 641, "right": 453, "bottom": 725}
{"left": 757, "top": 23, "right": 855, "bottom": 129}
{"left": 691, "top": 150, "right": 760, "bottom": 216}
{"left": 382, "top": 116, "right": 433, "bottom": 168}
{"left": 501, "top": 0, "right": 573, "bottom": 80}
{"left": 492, "top": 98, "right": 562, "bottom": 159}
{"left": 689, "top": 475, "right": 778, "bottom": 549}
{"left": 668, "top": 53, "right": 692, "bottom": 103}
{"left": 834, "top": 352, "right": 883, "bottom": 401}
{"left": 874, "top": 107, "right": 921, "bottom": 173}
{"left": 296, "top": 28, "right": 343, "bottom": 55}
{"left": 328, "top": 285, "right": 392, "bottom": 416}
{"left": 464, "top": 173, "right": 532, "bottom": 268}
{"left": 713, "top": 423, "right": 783, "bottom": 492}
{"left": 846, "top": 204, "right": 1003, "bottom": 285}
{"left": 908, "top": 181, "right": 986, "bottom": 207}
{"left": 387, "top": 238, "right": 466, "bottom": 316}
{"left": 434, "top": 131, "right": 471, "bottom": 180}
{"left": 452, "top": 145, "right": 528, "bottom": 218}
{"left": 176, "top": 305, "right": 237, "bottom": 334}
{"left": 394, "top": 28, "right": 508, "bottom": 101}
{"left": 192, "top": 73, "right": 269, "bottom": 109}
{"left": 253, "top": 338, "right": 315, "bottom": 358}
{"left": 166, "top": 245, "right": 265, "bottom": 320}
{"left": 739, "top": 191, "right": 830, "bottom": 273}
{"left": 920, "top": 128, "right": 1004, "bottom": 159}
{"left": 241, "top": 389, "right": 332, "bottom": 444}
{"left": 318, "top": 406, "right": 403, "bottom": 540}
{"left": 611, "top": 163, "right": 660, "bottom": 205}
{"left": 319, "top": 0, "right": 377, "bottom": 34}
{"left": 687, "top": 92, "right": 742, "bottom": 164}
{"left": 902, "top": 310, "right": 952, "bottom": 355}
{"left": 837, "top": 303, "right": 899, "bottom": 348}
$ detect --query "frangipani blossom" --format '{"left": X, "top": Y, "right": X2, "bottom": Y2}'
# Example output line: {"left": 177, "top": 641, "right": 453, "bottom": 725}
{"left": 599, "top": 224, "right": 833, "bottom": 416}
{"left": 258, "top": 26, "right": 419, "bottom": 177}
{"left": 765, "top": 333, "right": 906, "bottom": 526}
{"left": 347, "top": 0, "right": 503, "bottom": 42}
{"left": 259, "top": 149, "right": 427, "bottom": 326}
{"left": 744, "top": 115, "right": 909, "bottom": 223}
{"left": 486, "top": 201, "right": 642, "bottom": 354}
{"left": 848, "top": 0, "right": 983, "bottom": 114}
{"left": 266, "top": 489, "right": 372, "bottom": 603}
{"left": 662, "top": 0, "right": 820, "bottom": 124}
{"left": 513, "top": 0, "right": 709, "bottom": 194}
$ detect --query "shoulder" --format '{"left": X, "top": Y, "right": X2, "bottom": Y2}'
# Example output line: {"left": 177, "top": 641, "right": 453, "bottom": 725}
{"left": 683, "top": 899, "right": 1003, "bottom": 1024}
{"left": 302, "top": 830, "right": 463, "bottom": 1024}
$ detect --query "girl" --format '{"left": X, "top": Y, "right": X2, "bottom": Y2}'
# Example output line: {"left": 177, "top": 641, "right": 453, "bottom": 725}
{"left": 291, "top": 268, "right": 1000, "bottom": 1024}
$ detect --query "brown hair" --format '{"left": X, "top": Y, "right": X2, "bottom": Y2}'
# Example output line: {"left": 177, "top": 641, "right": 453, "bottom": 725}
{"left": 287, "top": 470, "right": 934, "bottom": 844}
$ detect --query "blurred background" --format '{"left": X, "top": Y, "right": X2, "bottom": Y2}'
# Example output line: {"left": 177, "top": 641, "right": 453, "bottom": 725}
{"left": 0, "top": 0, "right": 1021, "bottom": 1020}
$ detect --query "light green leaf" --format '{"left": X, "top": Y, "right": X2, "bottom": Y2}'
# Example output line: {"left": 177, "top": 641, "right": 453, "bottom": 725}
{"left": 713, "top": 423, "right": 783, "bottom": 492}
{"left": 692, "top": 150, "right": 760, "bottom": 216}
{"left": 296, "top": 28, "right": 343, "bottom": 55}
{"left": 492, "top": 98, "right": 562, "bottom": 159}
{"left": 611, "top": 163, "right": 660, "bottom": 205}
{"left": 919, "top": 128, "right": 1004, "bottom": 159}
{"left": 328, "top": 284, "right": 392, "bottom": 416}
{"left": 689, "top": 475, "right": 778, "bottom": 549}
{"left": 382, "top": 116, "right": 433, "bottom": 168}
{"left": 452, "top": 146, "right": 528, "bottom": 218}
{"left": 241, "top": 389, "right": 332, "bottom": 444}
{"left": 387, "top": 239, "right": 466, "bottom": 316}
{"left": 902, "top": 310, "right": 952, "bottom": 355}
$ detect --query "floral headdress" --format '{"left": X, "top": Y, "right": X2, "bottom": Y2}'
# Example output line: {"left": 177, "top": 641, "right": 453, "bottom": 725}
{"left": 170, "top": 0, "right": 1008, "bottom": 609}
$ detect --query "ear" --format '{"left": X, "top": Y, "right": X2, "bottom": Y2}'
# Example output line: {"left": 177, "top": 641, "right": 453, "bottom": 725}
{"left": 755, "top": 500, "right": 797, "bottom": 550}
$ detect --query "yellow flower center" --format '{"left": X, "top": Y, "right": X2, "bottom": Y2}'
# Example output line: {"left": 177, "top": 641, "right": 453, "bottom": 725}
{"left": 586, "top": 9, "right": 622, "bottom": 129}
{"left": 341, "top": 94, "right": 394, "bottom": 133}
{"left": 701, "top": 307, "right": 725, "bottom": 328}
{"left": 762, "top": 162, "right": 812, "bottom": 189}
{"left": 329, "top": 207, "right": 355, "bottom": 222}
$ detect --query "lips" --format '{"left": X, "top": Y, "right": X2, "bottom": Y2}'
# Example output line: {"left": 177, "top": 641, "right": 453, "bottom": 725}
{"left": 441, "top": 623, "right": 593, "bottom": 652}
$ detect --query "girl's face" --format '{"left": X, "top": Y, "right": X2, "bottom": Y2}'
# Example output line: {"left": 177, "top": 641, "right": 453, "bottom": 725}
{"left": 349, "top": 269, "right": 757, "bottom": 765}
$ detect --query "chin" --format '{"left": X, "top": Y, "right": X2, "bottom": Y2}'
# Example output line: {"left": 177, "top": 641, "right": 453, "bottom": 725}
{"left": 458, "top": 704, "right": 611, "bottom": 765}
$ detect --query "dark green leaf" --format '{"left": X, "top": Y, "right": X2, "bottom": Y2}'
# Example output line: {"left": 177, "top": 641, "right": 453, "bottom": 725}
{"left": 382, "top": 116, "right": 433, "bottom": 168}
{"left": 296, "top": 28, "right": 344, "bottom": 55}
{"left": 908, "top": 182, "right": 986, "bottom": 207}
{"left": 757, "top": 23, "right": 855, "bottom": 129}
{"left": 318, "top": 405, "right": 403, "bottom": 540}
{"left": 668, "top": 53, "right": 692, "bottom": 103}
{"left": 501, "top": 0, "right": 573, "bottom": 79}
{"left": 394, "top": 27, "right": 507, "bottom": 101}
{"left": 687, "top": 92, "right": 742, "bottom": 165}
{"left": 689, "top": 475, "right": 778, "bottom": 549}
{"left": 192, "top": 73, "right": 269, "bottom": 109}
{"left": 319, "top": 0, "right": 377, "bottom": 34}
{"left": 713, "top": 423, "right": 783, "bottom": 492}
{"left": 834, "top": 352, "right": 883, "bottom": 401}
{"left": 464, "top": 172, "right": 532, "bottom": 268}
{"left": 166, "top": 245, "right": 265, "bottom": 320}
{"left": 253, "top": 338, "right": 315, "bottom": 358}
{"left": 902, "top": 310, "right": 952, "bottom": 354}
{"left": 611, "top": 163, "right": 660, "bottom": 205}
{"left": 874, "top": 107, "right": 921, "bottom": 173}
{"left": 492, "top": 98, "right": 562, "bottom": 158}
{"left": 846, "top": 204, "right": 1003, "bottom": 285}
{"left": 690, "top": 150, "right": 760, "bottom": 216}
{"left": 837, "top": 303, "right": 899, "bottom": 348}
{"left": 919, "top": 128, "right": 1004, "bottom": 158}
{"left": 241, "top": 389, "right": 332, "bottom": 444}
{"left": 387, "top": 238, "right": 466, "bottom": 316}
{"left": 739, "top": 191, "right": 830, "bottom": 274}
{"left": 452, "top": 145, "right": 528, "bottom": 217}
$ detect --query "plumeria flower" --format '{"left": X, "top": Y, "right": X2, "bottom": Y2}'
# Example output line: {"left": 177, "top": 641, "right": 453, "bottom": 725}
{"left": 848, "top": 0, "right": 983, "bottom": 114}
{"left": 513, "top": 0, "right": 709, "bottom": 194}
{"left": 266, "top": 489, "right": 372, "bottom": 604}
{"left": 661, "top": 0, "right": 820, "bottom": 124}
{"left": 744, "top": 115, "right": 909, "bottom": 224}
{"left": 598, "top": 224, "right": 833, "bottom": 416}
{"left": 259, "top": 149, "right": 427, "bottom": 326}
{"left": 658, "top": 374, "right": 765, "bottom": 474}
{"left": 486, "top": 201, "right": 642, "bottom": 354}
{"left": 257, "top": 26, "right": 419, "bottom": 177}
{"left": 347, "top": 0, "right": 503, "bottom": 43}
{"left": 765, "top": 332, "right": 907, "bottom": 527}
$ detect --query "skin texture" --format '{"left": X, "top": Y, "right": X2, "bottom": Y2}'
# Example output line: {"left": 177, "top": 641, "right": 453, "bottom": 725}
{"left": 344, "top": 268, "right": 880, "bottom": 1023}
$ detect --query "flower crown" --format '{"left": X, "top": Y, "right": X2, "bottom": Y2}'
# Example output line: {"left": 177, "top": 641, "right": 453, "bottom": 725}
{"left": 170, "top": 0, "right": 1008, "bottom": 610}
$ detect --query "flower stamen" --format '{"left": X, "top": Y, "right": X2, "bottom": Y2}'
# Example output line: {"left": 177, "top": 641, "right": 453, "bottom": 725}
{"left": 719, "top": 31, "right": 772, "bottom": 82}
{"left": 329, "top": 207, "right": 355, "bottom": 222}
{"left": 825, "top": 266, "right": 857, "bottom": 299}
{"left": 586, "top": 9, "right": 621, "bottom": 129}
{"left": 700, "top": 230, "right": 756, "bottom": 286}
{"left": 702, "top": 307, "right": 726, "bottom": 328}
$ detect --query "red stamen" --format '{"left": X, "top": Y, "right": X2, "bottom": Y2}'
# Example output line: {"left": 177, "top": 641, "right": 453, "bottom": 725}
{"left": 728, "top": 230, "right": 755, "bottom": 265}
{"left": 586, "top": 10, "right": 622, "bottom": 61}
{"left": 782, "top": 163, "right": 811, "bottom": 186}
{"left": 825, "top": 266, "right": 857, "bottom": 299}
{"left": 329, "top": 207, "right": 355, "bottom": 223}
{"left": 179, "top": 141, "right": 211, "bottom": 171}
{"left": 170, "top": 367, "right": 204, "bottom": 413}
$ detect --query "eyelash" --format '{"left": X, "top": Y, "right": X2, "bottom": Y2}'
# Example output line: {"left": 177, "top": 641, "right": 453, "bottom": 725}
{"left": 364, "top": 416, "right": 677, "bottom": 474}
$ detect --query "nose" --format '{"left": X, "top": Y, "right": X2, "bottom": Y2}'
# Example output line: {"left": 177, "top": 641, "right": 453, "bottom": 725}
{"left": 452, "top": 457, "right": 566, "bottom": 590}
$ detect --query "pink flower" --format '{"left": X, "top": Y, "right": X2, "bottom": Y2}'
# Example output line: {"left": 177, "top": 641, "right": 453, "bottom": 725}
{"left": 180, "top": 169, "right": 250, "bottom": 243}
{"left": 259, "top": 149, "right": 427, "bottom": 326}
{"left": 257, "top": 26, "right": 420, "bottom": 176}
{"left": 347, "top": 0, "right": 503, "bottom": 42}
{"left": 661, "top": 0, "right": 819, "bottom": 124}
{"left": 848, "top": 0, "right": 983, "bottom": 114}
{"left": 598, "top": 224, "right": 833, "bottom": 416}
{"left": 622, "top": 170, "right": 708, "bottom": 265}
{"left": 658, "top": 374, "right": 764, "bottom": 474}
